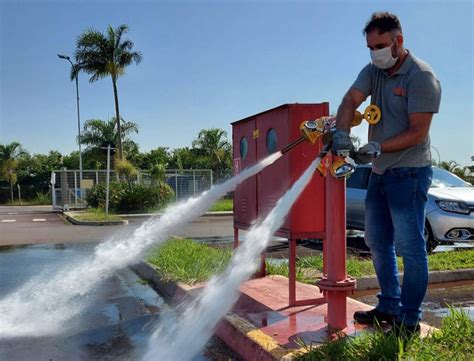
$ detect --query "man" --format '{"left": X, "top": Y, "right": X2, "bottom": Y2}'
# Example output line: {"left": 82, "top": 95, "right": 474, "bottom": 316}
{"left": 332, "top": 12, "right": 441, "bottom": 335}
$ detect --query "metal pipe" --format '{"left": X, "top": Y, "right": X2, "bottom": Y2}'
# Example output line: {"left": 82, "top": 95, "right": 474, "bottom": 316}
{"left": 280, "top": 135, "right": 306, "bottom": 154}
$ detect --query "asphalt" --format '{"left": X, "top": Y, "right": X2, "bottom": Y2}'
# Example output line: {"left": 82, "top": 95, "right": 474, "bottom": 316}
{"left": 0, "top": 206, "right": 235, "bottom": 246}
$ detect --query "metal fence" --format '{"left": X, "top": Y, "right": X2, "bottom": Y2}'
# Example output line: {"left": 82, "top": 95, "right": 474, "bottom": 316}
{"left": 51, "top": 168, "right": 213, "bottom": 210}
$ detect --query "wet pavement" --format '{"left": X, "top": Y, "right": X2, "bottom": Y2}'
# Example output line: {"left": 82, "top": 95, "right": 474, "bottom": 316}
{"left": 0, "top": 244, "right": 239, "bottom": 360}
{"left": 354, "top": 281, "right": 474, "bottom": 329}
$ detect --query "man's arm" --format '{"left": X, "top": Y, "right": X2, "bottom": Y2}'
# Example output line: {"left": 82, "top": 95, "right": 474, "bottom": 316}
{"left": 336, "top": 88, "right": 368, "bottom": 132}
{"left": 380, "top": 112, "right": 433, "bottom": 152}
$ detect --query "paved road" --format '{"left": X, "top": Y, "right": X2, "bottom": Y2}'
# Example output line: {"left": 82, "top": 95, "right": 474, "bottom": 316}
{"left": 0, "top": 206, "right": 235, "bottom": 246}
{"left": 0, "top": 206, "right": 121, "bottom": 246}
{"left": 0, "top": 244, "right": 238, "bottom": 360}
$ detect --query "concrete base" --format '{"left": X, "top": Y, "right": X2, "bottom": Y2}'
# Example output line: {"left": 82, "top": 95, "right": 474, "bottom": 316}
{"left": 131, "top": 264, "right": 436, "bottom": 361}
{"left": 215, "top": 275, "right": 435, "bottom": 360}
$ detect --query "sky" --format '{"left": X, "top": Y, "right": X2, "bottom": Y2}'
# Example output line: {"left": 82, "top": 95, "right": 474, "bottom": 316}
{"left": 0, "top": 0, "right": 473, "bottom": 166}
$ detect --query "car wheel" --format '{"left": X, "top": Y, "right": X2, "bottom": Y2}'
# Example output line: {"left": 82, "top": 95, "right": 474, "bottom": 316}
{"left": 424, "top": 221, "right": 437, "bottom": 254}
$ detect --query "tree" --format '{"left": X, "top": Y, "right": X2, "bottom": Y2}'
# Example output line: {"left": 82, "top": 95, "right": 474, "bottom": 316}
{"left": 74, "top": 24, "right": 142, "bottom": 160}
{"left": 0, "top": 142, "right": 26, "bottom": 202}
{"left": 130, "top": 147, "right": 171, "bottom": 170}
{"left": 439, "top": 160, "right": 472, "bottom": 182}
{"left": 192, "top": 128, "right": 232, "bottom": 178}
{"left": 80, "top": 117, "right": 139, "bottom": 167}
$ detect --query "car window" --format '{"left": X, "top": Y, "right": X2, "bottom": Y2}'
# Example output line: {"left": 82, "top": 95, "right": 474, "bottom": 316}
{"left": 347, "top": 167, "right": 370, "bottom": 189}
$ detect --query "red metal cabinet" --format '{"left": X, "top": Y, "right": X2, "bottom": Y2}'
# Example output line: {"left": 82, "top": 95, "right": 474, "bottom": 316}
{"left": 232, "top": 103, "right": 329, "bottom": 239}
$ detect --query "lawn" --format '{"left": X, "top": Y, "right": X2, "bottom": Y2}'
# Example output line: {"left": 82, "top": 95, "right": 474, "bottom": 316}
{"left": 73, "top": 208, "right": 122, "bottom": 221}
{"left": 148, "top": 239, "right": 474, "bottom": 284}
{"left": 148, "top": 238, "right": 232, "bottom": 285}
{"left": 208, "top": 198, "right": 233, "bottom": 212}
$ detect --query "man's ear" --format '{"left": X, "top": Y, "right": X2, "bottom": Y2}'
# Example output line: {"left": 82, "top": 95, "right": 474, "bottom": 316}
{"left": 396, "top": 33, "right": 404, "bottom": 47}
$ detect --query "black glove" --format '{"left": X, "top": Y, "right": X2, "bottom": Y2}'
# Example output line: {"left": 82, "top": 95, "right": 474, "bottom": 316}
{"left": 331, "top": 129, "right": 354, "bottom": 157}
{"left": 352, "top": 141, "right": 381, "bottom": 164}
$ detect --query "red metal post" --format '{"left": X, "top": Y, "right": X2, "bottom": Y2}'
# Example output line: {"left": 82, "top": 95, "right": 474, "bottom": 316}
{"left": 288, "top": 238, "right": 296, "bottom": 306}
{"left": 317, "top": 155, "right": 356, "bottom": 331}
{"left": 260, "top": 251, "right": 267, "bottom": 278}
{"left": 233, "top": 227, "right": 239, "bottom": 249}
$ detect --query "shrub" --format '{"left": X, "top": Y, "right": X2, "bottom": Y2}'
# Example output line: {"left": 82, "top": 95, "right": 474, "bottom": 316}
{"left": 114, "top": 158, "right": 138, "bottom": 184}
{"left": 86, "top": 182, "right": 174, "bottom": 213}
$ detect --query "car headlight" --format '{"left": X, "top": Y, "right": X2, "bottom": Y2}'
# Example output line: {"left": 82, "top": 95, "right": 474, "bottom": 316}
{"left": 436, "top": 200, "right": 470, "bottom": 214}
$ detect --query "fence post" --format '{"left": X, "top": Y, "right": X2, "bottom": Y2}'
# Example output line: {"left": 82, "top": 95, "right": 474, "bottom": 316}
{"left": 73, "top": 170, "right": 78, "bottom": 208}
{"left": 60, "top": 167, "right": 69, "bottom": 210}
{"left": 96, "top": 171, "right": 99, "bottom": 185}
{"left": 51, "top": 171, "right": 56, "bottom": 208}
{"left": 210, "top": 170, "right": 213, "bottom": 187}
{"left": 175, "top": 170, "right": 178, "bottom": 201}
{"left": 193, "top": 170, "right": 196, "bottom": 197}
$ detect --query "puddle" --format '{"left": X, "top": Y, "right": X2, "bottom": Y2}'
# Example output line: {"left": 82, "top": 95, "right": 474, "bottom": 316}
{"left": 0, "top": 244, "right": 239, "bottom": 360}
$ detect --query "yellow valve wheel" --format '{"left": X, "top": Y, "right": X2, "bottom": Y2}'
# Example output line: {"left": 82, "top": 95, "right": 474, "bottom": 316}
{"left": 364, "top": 104, "right": 381, "bottom": 124}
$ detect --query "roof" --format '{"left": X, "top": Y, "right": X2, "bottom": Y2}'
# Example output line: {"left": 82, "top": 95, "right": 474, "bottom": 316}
{"left": 231, "top": 103, "right": 329, "bottom": 126}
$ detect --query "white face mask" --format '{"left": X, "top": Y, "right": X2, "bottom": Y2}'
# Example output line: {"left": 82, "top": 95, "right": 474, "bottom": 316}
{"left": 370, "top": 42, "right": 398, "bottom": 69}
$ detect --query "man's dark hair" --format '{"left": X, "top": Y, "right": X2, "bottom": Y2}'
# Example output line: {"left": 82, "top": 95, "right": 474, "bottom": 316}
{"left": 363, "top": 12, "right": 402, "bottom": 36}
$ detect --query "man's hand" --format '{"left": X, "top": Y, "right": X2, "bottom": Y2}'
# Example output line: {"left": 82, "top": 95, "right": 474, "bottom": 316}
{"left": 332, "top": 129, "right": 354, "bottom": 156}
{"left": 352, "top": 141, "right": 381, "bottom": 164}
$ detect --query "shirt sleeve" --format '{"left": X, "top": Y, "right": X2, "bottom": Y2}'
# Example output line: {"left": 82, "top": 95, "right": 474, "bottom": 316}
{"left": 407, "top": 71, "right": 441, "bottom": 114}
{"left": 351, "top": 64, "right": 373, "bottom": 97}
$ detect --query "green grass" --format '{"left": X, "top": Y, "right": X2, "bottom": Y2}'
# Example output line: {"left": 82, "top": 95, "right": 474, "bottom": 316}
{"left": 267, "top": 249, "right": 474, "bottom": 279}
{"left": 209, "top": 198, "right": 233, "bottom": 212}
{"left": 146, "top": 239, "right": 474, "bottom": 286}
{"left": 74, "top": 208, "right": 122, "bottom": 221}
{"left": 148, "top": 238, "right": 232, "bottom": 285}
{"left": 297, "top": 307, "right": 473, "bottom": 360}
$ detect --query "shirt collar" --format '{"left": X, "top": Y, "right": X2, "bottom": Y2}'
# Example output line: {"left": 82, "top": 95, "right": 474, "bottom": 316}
{"left": 389, "top": 50, "right": 413, "bottom": 76}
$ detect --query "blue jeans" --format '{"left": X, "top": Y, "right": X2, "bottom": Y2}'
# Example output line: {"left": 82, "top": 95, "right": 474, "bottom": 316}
{"left": 364, "top": 166, "right": 433, "bottom": 327}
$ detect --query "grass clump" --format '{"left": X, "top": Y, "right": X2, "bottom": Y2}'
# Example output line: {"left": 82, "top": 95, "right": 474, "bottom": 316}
{"left": 267, "top": 250, "right": 474, "bottom": 280}
{"left": 148, "top": 238, "right": 232, "bottom": 285}
{"left": 297, "top": 308, "right": 473, "bottom": 360}
{"left": 209, "top": 198, "right": 233, "bottom": 212}
{"left": 428, "top": 250, "right": 474, "bottom": 271}
{"left": 74, "top": 208, "right": 122, "bottom": 221}
{"left": 266, "top": 259, "right": 312, "bottom": 283}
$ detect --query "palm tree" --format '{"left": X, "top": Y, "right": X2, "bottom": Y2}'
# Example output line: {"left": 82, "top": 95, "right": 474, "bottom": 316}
{"left": 80, "top": 117, "right": 139, "bottom": 166}
{"left": 73, "top": 24, "right": 142, "bottom": 160}
{"left": 192, "top": 128, "right": 232, "bottom": 178}
{"left": 0, "top": 142, "right": 26, "bottom": 203}
{"left": 80, "top": 117, "right": 139, "bottom": 149}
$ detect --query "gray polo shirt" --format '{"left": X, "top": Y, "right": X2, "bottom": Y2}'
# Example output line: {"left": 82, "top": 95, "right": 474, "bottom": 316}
{"left": 352, "top": 51, "right": 441, "bottom": 174}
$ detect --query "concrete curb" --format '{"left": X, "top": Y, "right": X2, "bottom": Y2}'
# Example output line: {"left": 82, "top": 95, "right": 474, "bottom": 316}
{"left": 131, "top": 262, "right": 290, "bottom": 361}
{"left": 356, "top": 268, "right": 474, "bottom": 290}
{"left": 63, "top": 211, "right": 129, "bottom": 226}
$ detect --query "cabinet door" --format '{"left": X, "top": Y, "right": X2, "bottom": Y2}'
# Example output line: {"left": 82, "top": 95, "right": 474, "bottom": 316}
{"left": 233, "top": 118, "right": 257, "bottom": 227}
{"left": 288, "top": 104, "right": 329, "bottom": 236}
{"left": 256, "top": 107, "right": 290, "bottom": 229}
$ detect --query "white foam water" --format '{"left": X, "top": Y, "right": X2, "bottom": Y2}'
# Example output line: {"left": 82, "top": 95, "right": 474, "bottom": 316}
{"left": 142, "top": 154, "right": 323, "bottom": 361}
{"left": 0, "top": 152, "right": 282, "bottom": 338}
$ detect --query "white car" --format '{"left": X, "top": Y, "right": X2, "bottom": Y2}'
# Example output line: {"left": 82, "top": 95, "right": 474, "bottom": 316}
{"left": 346, "top": 166, "right": 474, "bottom": 253}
